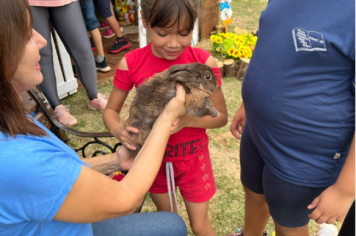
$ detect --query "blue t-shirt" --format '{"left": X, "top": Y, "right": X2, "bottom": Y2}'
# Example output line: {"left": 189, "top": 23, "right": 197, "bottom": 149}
{"left": 242, "top": 0, "right": 355, "bottom": 187}
{"left": 0, "top": 118, "right": 93, "bottom": 235}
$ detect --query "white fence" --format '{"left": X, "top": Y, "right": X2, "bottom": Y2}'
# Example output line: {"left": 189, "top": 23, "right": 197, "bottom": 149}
{"left": 52, "top": 30, "right": 78, "bottom": 99}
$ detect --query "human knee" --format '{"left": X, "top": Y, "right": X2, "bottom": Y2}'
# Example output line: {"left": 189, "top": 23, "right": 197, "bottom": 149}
{"left": 245, "top": 189, "right": 267, "bottom": 206}
{"left": 190, "top": 218, "right": 210, "bottom": 236}
{"left": 274, "top": 222, "right": 309, "bottom": 236}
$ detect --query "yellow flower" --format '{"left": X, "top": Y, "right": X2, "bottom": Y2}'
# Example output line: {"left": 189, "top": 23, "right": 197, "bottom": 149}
{"left": 220, "top": 33, "right": 228, "bottom": 39}
{"left": 210, "top": 35, "right": 217, "bottom": 42}
{"left": 235, "top": 41, "right": 242, "bottom": 49}
{"left": 232, "top": 49, "right": 241, "bottom": 58}
{"left": 210, "top": 30, "right": 257, "bottom": 61}
{"left": 227, "top": 47, "right": 235, "bottom": 56}
{"left": 236, "top": 36, "right": 245, "bottom": 43}
{"left": 241, "top": 46, "right": 252, "bottom": 59}
{"left": 215, "top": 36, "right": 223, "bottom": 44}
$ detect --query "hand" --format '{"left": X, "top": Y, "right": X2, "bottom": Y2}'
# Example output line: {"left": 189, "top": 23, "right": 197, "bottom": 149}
{"left": 162, "top": 84, "right": 187, "bottom": 121}
{"left": 113, "top": 124, "right": 139, "bottom": 151}
{"left": 307, "top": 184, "right": 354, "bottom": 224}
{"left": 230, "top": 104, "right": 246, "bottom": 139}
{"left": 170, "top": 113, "right": 191, "bottom": 134}
{"left": 115, "top": 147, "right": 135, "bottom": 171}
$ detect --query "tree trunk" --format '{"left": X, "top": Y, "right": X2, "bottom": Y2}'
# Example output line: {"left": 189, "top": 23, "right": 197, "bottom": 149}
{"left": 223, "top": 59, "right": 236, "bottom": 77}
{"left": 235, "top": 58, "right": 250, "bottom": 80}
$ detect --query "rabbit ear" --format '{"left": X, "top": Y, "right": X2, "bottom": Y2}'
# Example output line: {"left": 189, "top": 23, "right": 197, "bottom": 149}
{"left": 169, "top": 70, "right": 193, "bottom": 83}
{"left": 168, "top": 65, "right": 194, "bottom": 82}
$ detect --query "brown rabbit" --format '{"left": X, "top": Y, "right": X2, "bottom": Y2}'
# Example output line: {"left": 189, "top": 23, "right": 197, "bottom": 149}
{"left": 123, "top": 62, "right": 219, "bottom": 154}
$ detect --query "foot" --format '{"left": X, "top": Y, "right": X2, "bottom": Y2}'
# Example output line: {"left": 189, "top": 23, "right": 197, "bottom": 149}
{"left": 87, "top": 93, "right": 108, "bottom": 112}
{"left": 98, "top": 21, "right": 109, "bottom": 31}
{"left": 102, "top": 27, "right": 115, "bottom": 38}
{"left": 102, "top": 25, "right": 123, "bottom": 38}
{"left": 54, "top": 105, "right": 78, "bottom": 127}
{"left": 108, "top": 37, "right": 131, "bottom": 54}
{"left": 96, "top": 57, "right": 111, "bottom": 72}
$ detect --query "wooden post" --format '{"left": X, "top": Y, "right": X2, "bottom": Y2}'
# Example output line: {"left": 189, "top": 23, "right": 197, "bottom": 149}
{"left": 235, "top": 58, "right": 250, "bottom": 80}
{"left": 223, "top": 59, "right": 235, "bottom": 77}
{"left": 216, "top": 24, "right": 225, "bottom": 34}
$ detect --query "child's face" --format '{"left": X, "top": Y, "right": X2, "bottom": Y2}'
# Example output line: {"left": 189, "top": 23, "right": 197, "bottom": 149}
{"left": 148, "top": 23, "right": 193, "bottom": 60}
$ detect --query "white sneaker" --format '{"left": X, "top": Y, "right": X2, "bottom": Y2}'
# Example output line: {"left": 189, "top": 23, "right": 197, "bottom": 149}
{"left": 316, "top": 223, "right": 338, "bottom": 236}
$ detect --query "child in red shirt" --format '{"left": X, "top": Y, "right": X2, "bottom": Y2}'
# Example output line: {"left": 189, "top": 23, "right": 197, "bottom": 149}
{"left": 103, "top": 1, "right": 228, "bottom": 235}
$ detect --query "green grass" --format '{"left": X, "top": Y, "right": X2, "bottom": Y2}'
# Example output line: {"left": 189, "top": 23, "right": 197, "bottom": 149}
{"left": 59, "top": 1, "right": 329, "bottom": 235}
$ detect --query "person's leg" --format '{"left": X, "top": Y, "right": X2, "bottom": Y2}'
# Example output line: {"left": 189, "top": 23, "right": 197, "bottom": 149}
{"left": 31, "top": 6, "right": 78, "bottom": 126}
{"left": 90, "top": 29, "right": 104, "bottom": 57}
{"left": 243, "top": 187, "right": 270, "bottom": 236}
{"left": 30, "top": 6, "right": 61, "bottom": 108}
{"left": 239, "top": 126, "right": 270, "bottom": 236}
{"left": 90, "top": 29, "right": 111, "bottom": 72}
{"left": 184, "top": 200, "right": 215, "bottom": 236}
{"left": 262, "top": 167, "right": 326, "bottom": 236}
{"left": 151, "top": 192, "right": 179, "bottom": 213}
{"left": 79, "top": 0, "right": 110, "bottom": 72}
{"left": 94, "top": 0, "right": 131, "bottom": 53}
{"left": 92, "top": 212, "right": 187, "bottom": 236}
{"left": 105, "top": 1, "right": 123, "bottom": 38}
{"left": 273, "top": 222, "right": 309, "bottom": 236}
{"left": 49, "top": 1, "right": 98, "bottom": 100}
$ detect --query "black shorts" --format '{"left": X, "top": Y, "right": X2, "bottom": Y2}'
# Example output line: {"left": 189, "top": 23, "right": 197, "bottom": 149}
{"left": 240, "top": 125, "right": 326, "bottom": 227}
{"left": 94, "top": 0, "right": 112, "bottom": 18}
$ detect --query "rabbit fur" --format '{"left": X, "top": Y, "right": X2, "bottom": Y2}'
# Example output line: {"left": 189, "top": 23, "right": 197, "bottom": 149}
{"left": 124, "top": 62, "right": 219, "bottom": 153}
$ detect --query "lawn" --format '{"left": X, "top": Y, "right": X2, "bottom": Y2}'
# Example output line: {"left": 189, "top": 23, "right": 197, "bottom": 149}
{"left": 60, "top": 0, "right": 332, "bottom": 235}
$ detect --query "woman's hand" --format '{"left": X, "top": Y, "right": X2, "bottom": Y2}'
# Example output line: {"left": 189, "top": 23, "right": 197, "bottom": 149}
{"left": 115, "top": 147, "right": 135, "bottom": 171}
{"left": 230, "top": 103, "right": 246, "bottom": 139}
{"left": 170, "top": 114, "right": 190, "bottom": 134}
{"left": 307, "top": 184, "right": 354, "bottom": 224}
{"left": 161, "top": 84, "right": 187, "bottom": 122}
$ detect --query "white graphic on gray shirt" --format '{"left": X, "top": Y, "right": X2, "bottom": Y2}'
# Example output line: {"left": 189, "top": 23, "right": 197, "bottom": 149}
{"left": 292, "top": 28, "right": 326, "bottom": 52}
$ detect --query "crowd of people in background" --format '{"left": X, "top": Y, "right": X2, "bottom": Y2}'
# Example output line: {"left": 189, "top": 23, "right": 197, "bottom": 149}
{"left": 29, "top": 0, "right": 131, "bottom": 127}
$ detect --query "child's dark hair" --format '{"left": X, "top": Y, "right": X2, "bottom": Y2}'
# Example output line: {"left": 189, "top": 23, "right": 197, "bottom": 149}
{"left": 141, "top": 0, "right": 199, "bottom": 31}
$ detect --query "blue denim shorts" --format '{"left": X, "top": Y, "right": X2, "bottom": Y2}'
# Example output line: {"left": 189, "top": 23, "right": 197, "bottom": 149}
{"left": 240, "top": 125, "right": 326, "bottom": 227}
{"left": 79, "top": 0, "right": 100, "bottom": 31}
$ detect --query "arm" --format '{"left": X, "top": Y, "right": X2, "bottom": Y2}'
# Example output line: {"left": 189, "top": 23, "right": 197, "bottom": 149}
{"left": 308, "top": 134, "right": 355, "bottom": 224}
{"left": 103, "top": 57, "right": 139, "bottom": 151}
{"left": 171, "top": 56, "right": 228, "bottom": 132}
{"left": 54, "top": 85, "right": 187, "bottom": 223}
{"left": 230, "top": 102, "right": 246, "bottom": 139}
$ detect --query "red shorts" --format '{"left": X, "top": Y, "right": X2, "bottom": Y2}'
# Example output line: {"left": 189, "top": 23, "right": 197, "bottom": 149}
{"left": 149, "top": 148, "right": 216, "bottom": 203}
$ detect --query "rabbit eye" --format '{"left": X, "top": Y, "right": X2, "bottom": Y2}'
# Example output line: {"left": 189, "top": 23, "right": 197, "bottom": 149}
{"left": 204, "top": 73, "right": 212, "bottom": 80}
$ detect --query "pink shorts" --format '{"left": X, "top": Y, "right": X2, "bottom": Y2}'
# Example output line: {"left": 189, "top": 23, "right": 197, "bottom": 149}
{"left": 149, "top": 148, "right": 216, "bottom": 203}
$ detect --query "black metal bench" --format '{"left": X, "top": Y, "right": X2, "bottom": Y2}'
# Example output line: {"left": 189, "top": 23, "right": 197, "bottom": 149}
{"left": 23, "top": 87, "right": 122, "bottom": 157}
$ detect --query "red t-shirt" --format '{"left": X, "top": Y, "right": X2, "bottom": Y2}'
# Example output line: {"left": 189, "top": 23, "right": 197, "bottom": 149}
{"left": 114, "top": 44, "right": 222, "bottom": 161}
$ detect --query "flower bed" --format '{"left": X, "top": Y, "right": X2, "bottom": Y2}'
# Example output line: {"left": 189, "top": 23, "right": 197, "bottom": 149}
{"left": 209, "top": 31, "right": 257, "bottom": 79}
{"left": 210, "top": 32, "right": 257, "bottom": 61}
